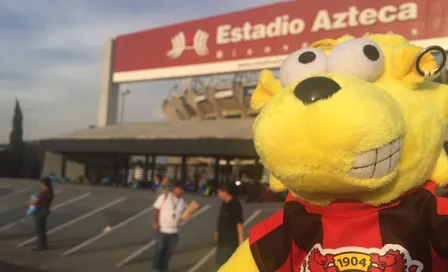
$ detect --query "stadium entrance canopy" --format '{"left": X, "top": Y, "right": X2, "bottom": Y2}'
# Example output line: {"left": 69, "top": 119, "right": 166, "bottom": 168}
{"left": 41, "top": 119, "right": 256, "bottom": 158}
{"left": 40, "top": 119, "right": 260, "bottom": 188}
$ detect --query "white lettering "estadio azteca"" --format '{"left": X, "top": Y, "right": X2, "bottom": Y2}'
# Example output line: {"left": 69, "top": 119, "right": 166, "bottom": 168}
{"left": 216, "top": 2, "right": 417, "bottom": 45}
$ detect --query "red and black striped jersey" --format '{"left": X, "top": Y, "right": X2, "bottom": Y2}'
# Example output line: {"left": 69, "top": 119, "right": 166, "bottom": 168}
{"left": 249, "top": 181, "right": 448, "bottom": 272}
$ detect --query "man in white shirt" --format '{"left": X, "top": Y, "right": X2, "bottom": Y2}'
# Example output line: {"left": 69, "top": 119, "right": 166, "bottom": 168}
{"left": 152, "top": 182, "right": 187, "bottom": 272}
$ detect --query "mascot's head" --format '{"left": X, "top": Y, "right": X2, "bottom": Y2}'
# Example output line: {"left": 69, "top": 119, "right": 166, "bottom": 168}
{"left": 252, "top": 33, "right": 448, "bottom": 206}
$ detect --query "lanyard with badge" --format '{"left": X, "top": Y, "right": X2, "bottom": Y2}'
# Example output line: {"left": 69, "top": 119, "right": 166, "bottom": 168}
{"left": 171, "top": 195, "right": 180, "bottom": 219}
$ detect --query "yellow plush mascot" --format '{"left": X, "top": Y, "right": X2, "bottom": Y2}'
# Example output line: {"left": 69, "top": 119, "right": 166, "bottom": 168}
{"left": 219, "top": 33, "right": 448, "bottom": 272}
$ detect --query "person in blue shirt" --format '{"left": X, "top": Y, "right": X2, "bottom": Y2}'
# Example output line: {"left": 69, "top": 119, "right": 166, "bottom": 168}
{"left": 152, "top": 175, "right": 162, "bottom": 191}
{"left": 25, "top": 177, "right": 54, "bottom": 251}
{"left": 48, "top": 173, "right": 56, "bottom": 183}
{"left": 26, "top": 193, "right": 38, "bottom": 216}
{"left": 102, "top": 176, "right": 110, "bottom": 185}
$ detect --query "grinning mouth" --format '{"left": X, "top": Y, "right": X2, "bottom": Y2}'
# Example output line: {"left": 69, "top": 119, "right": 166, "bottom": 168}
{"left": 347, "top": 137, "right": 403, "bottom": 179}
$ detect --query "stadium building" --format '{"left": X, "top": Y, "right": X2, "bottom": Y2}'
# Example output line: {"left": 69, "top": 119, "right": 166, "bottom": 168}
{"left": 38, "top": 0, "right": 448, "bottom": 188}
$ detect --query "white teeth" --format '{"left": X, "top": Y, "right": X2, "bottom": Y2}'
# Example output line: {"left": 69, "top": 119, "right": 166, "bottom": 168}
{"left": 352, "top": 150, "right": 376, "bottom": 168}
{"left": 347, "top": 137, "right": 403, "bottom": 179}
{"left": 391, "top": 151, "right": 400, "bottom": 168}
{"left": 372, "top": 158, "right": 391, "bottom": 178}
{"left": 347, "top": 165, "right": 375, "bottom": 179}
{"left": 392, "top": 138, "right": 402, "bottom": 153}
{"left": 377, "top": 144, "right": 391, "bottom": 161}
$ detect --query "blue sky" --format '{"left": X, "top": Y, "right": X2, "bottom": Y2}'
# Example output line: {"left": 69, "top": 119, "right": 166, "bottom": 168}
{"left": 0, "top": 0, "right": 275, "bottom": 142}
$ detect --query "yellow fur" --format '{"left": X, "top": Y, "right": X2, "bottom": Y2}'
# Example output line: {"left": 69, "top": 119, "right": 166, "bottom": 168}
{"left": 254, "top": 73, "right": 406, "bottom": 206}
{"left": 252, "top": 70, "right": 289, "bottom": 192}
{"left": 367, "top": 34, "right": 448, "bottom": 188}
{"left": 269, "top": 174, "right": 287, "bottom": 192}
{"left": 251, "top": 33, "right": 448, "bottom": 205}
{"left": 430, "top": 149, "right": 448, "bottom": 186}
{"left": 220, "top": 33, "right": 448, "bottom": 271}
{"left": 251, "top": 69, "right": 282, "bottom": 110}
{"left": 217, "top": 239, "right": 258, "bottom": 272}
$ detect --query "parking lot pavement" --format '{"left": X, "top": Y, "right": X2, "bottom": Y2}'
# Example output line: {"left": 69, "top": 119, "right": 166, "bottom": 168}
{"left": 3, "top": 195, "right": 128, "bottom": 247}
{"left": 0, "top": 188, "right": 12, "bottom": 197}
{"left": 0, "top": 186, "right": 37, "bottom": 214}
{"left": 0, "top": 179, "right": 282, "bottom": 272}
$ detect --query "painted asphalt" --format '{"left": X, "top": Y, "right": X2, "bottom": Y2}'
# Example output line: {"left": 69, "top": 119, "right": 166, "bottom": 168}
{"left": 0, "top": 179, "right": 281, "bottom": 272}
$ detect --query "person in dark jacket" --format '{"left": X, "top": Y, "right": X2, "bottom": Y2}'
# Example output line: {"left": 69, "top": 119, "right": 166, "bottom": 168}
{"left": 215, "top": 182, "right": 244, "bottom": 268}
{"left": 25, "top": 177, "right": 54, "bottom": 251}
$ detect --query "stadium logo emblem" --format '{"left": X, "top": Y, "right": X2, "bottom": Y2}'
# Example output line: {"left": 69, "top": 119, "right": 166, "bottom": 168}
{"left": 167, "top": 29, "right": 210, "bottom": 59}
{"left": 301, "top": 244, "right": 423, "bottom": 272}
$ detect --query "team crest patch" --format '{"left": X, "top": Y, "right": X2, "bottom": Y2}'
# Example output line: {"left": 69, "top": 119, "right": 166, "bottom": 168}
{"left": 300, "top": 244, "right": 423, "bottom": 272}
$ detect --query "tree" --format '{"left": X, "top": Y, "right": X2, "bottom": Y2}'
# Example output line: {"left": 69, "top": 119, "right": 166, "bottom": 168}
{"left": 9, "top": 99, "right": 24, "bottom": 154}
{"left": 8, "top": 99, "right": 25, "bottom": 177}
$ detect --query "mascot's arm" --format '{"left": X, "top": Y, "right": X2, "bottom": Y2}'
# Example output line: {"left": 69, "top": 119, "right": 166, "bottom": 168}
{"left": 219, "top": 210, "right": 287, "bottom": 272}
{"left": 218, "top": 239, "right": 259, "bottom": 272}
{"left": 430, "top": 149, "right": 448, "bottom": 186}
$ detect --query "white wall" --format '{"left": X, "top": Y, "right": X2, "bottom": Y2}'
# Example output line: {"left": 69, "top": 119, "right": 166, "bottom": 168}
{"left": 41, "top": 151, "right": 63, "bottom": 177}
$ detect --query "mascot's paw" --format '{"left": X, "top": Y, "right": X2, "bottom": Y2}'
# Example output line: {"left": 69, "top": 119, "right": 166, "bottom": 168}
{"left": 218, "top": 239, "right": 259, "bottom": 272}
{"left": 269, "top": 174, "right": 288, "bottom": 192}
{"left": 430, "top": 149, "right": 448, "bottom": 186}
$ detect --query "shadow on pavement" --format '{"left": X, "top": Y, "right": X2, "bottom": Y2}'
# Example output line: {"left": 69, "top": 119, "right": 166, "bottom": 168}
{"left": 0, "top": 261, "right": 48, "bottom": 272}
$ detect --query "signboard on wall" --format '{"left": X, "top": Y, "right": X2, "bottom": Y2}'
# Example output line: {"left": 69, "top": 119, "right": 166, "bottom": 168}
{"left": 112, "top": 0, "right": 448, "bottom": 83}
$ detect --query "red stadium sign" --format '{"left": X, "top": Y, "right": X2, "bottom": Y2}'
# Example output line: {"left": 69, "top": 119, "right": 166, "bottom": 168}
{"left": 112, "top": 0, "right": 448, "bottom": 82}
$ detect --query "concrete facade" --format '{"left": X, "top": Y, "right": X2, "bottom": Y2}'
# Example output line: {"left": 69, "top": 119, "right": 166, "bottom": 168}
{"left": 97, "top": 39, "right": 119, "bottom": 127}
{"left": 65, "top": 160, "right": 86, "bottom": 181}
{"left": 41, "top": 151, "right": 64, "bottom": 177}
{"left": 41, "top": 151, "right": 86, "bottom": 181}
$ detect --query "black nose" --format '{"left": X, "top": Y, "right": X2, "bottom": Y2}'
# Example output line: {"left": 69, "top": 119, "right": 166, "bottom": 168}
{"left": 293, "top": 77, "right": 341, "bottom": 105}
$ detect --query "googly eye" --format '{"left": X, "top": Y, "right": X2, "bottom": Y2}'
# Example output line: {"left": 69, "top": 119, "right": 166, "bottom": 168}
{"left": 279, "top": 47, "right": 328, "bottom": 88}
{"left": 328, "top": 38, "right": 385, "bottom": 82}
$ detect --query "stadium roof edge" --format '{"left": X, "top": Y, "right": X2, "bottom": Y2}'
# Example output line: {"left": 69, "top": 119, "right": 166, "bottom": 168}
{"left": 39, "top": 119, "right": 256, "bottom": 157}
{"left": 45, "top": 119, "right": 254, "bottom": 141}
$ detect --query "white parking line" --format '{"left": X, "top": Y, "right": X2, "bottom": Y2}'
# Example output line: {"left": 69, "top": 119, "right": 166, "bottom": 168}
{"left": 0, "top": 192, "right": 91, "bottom": 233}
{"left": 0, "top": 184, "right": 12, "bottom": 188}
{"left": 16, "top": 197, "right": 126, "bottom": 248}
{"left": 61, "top": 206, "right": 154, "bottom": 256}
{"left": 0, "top": 186, "right": 34, "bottom": 201}
{"left": 116, "top": 204, "right": 212, "bottom": 268}
{"left": 187, "top": 209, "right": 263, "bottom": 272}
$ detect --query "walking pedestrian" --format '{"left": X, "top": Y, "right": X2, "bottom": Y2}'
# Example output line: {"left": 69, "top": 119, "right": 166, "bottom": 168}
{"left": 215, "top": 182, "right": 244, "bottom": 268}
{"left": 152, "top": 182, "right": 187, "bottom": 272}
{"left": 25, "top": 177, "right": 54, "bottom": 251}
{"left": 152, "top": 174, "right": 162, "bottom": 191}
{"left": 156, "top": 176, "right": 171, "bottom": 196}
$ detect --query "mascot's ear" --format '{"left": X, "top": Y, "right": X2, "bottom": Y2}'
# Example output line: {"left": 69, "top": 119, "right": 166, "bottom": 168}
{"left": 269, "top": 174, "right": 288, "bottom": 192}
{"left": 250, "top": 69, "right": 282, "bottom": 110}
{"left": 391, "top": 44, "right": 439, "bottom": 88}
{"left": 309, "top": 38, "right": 338, "bottom": 51}
{"left": 309, "top": 36, "right": 355, "bottom": 51}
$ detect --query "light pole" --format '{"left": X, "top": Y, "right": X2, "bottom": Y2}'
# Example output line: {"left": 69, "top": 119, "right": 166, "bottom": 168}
{"left": 119, "top": 89, "right": 131, "bottom": 124}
